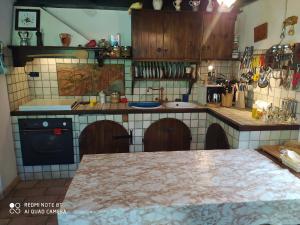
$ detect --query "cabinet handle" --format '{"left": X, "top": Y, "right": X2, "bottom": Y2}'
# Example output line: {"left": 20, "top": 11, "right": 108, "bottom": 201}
{"left": 113, "top": 129, "right": 133, "bottom": 145}
{"left": 157, "top": 48, "right": 162, "bottom": 53}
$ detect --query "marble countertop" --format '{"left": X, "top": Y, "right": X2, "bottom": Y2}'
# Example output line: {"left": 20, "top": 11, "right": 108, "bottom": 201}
{"left": 59, "top": 149, "right": 300, "bottom": 225}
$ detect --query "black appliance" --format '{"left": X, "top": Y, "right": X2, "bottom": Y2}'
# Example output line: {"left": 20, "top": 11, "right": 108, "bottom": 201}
{"left": 206, "top": 86, "right": 224, "bottom": 103}
{"left": 19, "top": 118, "right": 74, "bottom": 166}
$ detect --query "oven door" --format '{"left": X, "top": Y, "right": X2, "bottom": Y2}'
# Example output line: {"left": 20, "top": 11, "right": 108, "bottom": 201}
{"left": 20, "top": 129, "right": 74, "bottom": 166}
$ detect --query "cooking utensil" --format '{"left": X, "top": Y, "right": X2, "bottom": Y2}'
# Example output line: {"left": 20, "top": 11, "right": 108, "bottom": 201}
{"left": 258, "top": 67, "right": 272, "bottom": 88}
{"left": 292, "top": 64, "right": 300, "bottom": 89}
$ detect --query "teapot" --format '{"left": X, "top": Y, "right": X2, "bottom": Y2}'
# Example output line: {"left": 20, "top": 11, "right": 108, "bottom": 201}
{"left": 173, "top": 0, "right": 182, "bottom": 11}
{"left": 189, "top": 0, "right": 201, "bottom": 11}
{"left": 18, "top": 31, "right": 32, "bottom": 46}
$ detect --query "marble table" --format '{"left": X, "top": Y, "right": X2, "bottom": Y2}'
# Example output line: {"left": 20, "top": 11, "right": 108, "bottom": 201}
{"left": 58, "top": 150, "right": 300, "bottom": 225}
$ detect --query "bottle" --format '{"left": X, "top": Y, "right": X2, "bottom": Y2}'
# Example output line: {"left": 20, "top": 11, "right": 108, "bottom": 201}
{"left": 36, "top": 30, "right": 43, "bottom": 46}
{"left": 99, "top": 91, "right": 106, "bottom": 104}
{"left": 89, "top": 96, "right": 97, "bottom": 107}
{"left": 252, "top": 104, "right": 257, "bottom": 118}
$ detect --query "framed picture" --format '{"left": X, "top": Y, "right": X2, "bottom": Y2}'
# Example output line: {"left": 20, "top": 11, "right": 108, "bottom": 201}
{"left": 15, "top": 9, "right": 40, "bottom": 31}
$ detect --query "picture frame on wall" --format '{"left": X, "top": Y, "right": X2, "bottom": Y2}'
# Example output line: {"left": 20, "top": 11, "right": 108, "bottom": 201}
{"left": 15, "top": 9, "right": 40, "bottom": 31}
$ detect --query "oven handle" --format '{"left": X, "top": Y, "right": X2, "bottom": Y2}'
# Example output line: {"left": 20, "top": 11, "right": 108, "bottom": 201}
{"left": 34, "top": 149, "right": 63, "bottom": 154}
{"left": 21, "top": 129, "right": 71, "bottom": 132}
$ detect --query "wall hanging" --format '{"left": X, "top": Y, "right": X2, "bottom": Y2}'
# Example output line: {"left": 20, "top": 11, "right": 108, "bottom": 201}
{"left": 15, "top": 8, "right": 40, "bottom": 31}
{"left": 56, "top": 63, "right": 125, "bottom": 96}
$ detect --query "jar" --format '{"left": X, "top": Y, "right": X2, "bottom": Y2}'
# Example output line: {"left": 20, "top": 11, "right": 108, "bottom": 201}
{"left": 121, "top": 46, "right": 131, "bottom": 58}
{"left": 251, "top": 104, "right": 257, "bottom": 118}
{"left": 111, "top": 92, "right": 120, "bottom": 104}
{"left": 256, "top": 109, "right": 263, "bottom": 119}
{"left": 111, "top": 46, "right": 121, "bottom": 58}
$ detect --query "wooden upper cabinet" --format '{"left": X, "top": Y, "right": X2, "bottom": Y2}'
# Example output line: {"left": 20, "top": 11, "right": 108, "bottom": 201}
{"left": 163, "top": 12, "right": 202, "bottom": 61}
{"left": 184, "top": 12, "right": 203, "bottom": 61}
{"left": 132, "top": 10, "right": 164, "bottom": 60}
{"left": 132, "top": 10, "right": 202, "bottom": 61}
{"left": 201, "top": 12, "right": 237, "bottom": 60}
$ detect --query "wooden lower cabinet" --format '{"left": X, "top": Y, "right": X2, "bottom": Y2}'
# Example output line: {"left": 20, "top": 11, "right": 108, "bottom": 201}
{"left": 144, "top": 118, "right": 192, "bottom": 152}
{"left": 79, "top": 120, "right": 130, "bottom": 159}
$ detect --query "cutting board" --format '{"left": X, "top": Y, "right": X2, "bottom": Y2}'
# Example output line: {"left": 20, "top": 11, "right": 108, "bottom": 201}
{"left": 261, "top": 142, "right": 300, "bottom": 160}
{"left": 260, "top": 145, "right": 282, "bottom": 160}
{"left": 260, "top": 144, "right": 300, "bottom": 177}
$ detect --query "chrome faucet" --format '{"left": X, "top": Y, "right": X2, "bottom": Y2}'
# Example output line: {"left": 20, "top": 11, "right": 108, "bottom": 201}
{"left": 147, "top": 87, "right": 164, "bottom": 102}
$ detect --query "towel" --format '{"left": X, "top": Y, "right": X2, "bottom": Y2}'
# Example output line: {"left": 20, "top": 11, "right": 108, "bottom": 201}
{"left": 280, "top": 149, "right": 300, "bottom": 172}
{"left": 0, "top": 55, "right": 8, "bottom": 75}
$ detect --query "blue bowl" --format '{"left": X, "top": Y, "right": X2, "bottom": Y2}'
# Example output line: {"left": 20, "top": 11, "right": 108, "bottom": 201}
{"left": 128, "top": 102, "right": 161, "bottom": 108}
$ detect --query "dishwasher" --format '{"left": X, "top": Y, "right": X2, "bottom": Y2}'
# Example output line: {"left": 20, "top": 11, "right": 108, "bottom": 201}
{"left": 19, "top": 118, "right": 74, "bottom": 166}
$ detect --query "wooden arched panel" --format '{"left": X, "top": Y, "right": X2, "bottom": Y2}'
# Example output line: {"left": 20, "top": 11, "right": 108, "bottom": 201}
{"left": 79, "top": 120, "right": 130, "bottom": 159}
{"left": 144, "top": 118, "right": 191, "bottom": 152}
{"left": 205, "top": 123, "right": 229, "bottom": 150}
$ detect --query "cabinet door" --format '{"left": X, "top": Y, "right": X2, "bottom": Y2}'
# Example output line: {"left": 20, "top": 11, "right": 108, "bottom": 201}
{"left": 132, "top": 10, "right": 164, "bottom": 60}
{"left": 163, "top": 12, "right": 201, "bottom": 61}
{"left": 79, "top": 120, "right": 130, "bottom": 159}
{"left": 163, "top": 12, "right": 184, "bottom": 60}
{"left": 183, "top": 12, "right": 202, "bottom": 61}
{"left": 144, "top": 118, "right": 191, "bottom": 152}
{"left": 202, "top": 13, "right": 236, "bottom": 60}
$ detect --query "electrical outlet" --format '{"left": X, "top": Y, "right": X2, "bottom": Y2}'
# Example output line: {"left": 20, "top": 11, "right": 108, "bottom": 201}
{"left": 29, "top": 72, "right": 39, "bottom": 77}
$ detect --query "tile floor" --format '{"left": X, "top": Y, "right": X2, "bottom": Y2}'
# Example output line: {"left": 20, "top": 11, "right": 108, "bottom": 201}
{"left": 0, "top": 179, "right": 71, "bottom": 225}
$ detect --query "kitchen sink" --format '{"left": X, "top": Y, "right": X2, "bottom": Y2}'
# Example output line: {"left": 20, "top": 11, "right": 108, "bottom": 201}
{"left": 164, "top": 102, "right": 198, "bottom": 109}
{"left": 128, "top": 102, "right": 162, "bottom": 109}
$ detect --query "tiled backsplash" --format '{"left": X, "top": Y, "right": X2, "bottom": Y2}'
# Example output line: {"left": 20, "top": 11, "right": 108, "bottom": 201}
{"left": 4, "top": 48, "right": 30, "bottom": 111}
{"left": 3, "top": 48, "right": 239, "bottom": 110}
{"left": 198, "top": 60, "right": 240, "bottom": 81}
{"left": 6, "top": 46, "right": 299, "bottom": 122}
{"left": 245, "top": 77, "right": 300, "bottom": 120}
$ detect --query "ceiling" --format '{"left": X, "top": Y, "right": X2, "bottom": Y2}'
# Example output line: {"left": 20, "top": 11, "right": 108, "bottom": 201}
{"left": 14, "top": 0, "right": 258, "bottom": 10}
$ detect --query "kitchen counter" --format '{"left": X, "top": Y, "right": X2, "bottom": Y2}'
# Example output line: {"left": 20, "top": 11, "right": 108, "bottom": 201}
{"left": 11, "top": 103, "right": 300, "bottom": 131}
{"left": 209, "top": 107, "right": 300, "bottom": 131}
{"left": 59, "top": 149, "right": 300, "bottom": 225}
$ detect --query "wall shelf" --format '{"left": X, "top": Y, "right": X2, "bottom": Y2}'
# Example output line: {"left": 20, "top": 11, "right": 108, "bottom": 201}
{"left": 8, "top": 45, "right": 131, "bottom": 67}
{"left": 133, "top": 78, "right": 190, "bottom": 81}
